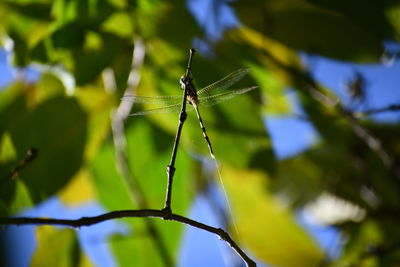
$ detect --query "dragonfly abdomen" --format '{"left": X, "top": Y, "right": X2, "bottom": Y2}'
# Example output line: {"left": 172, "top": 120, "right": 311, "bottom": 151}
{"left": 194, "top": 106, "right": 214, "bottom": 158}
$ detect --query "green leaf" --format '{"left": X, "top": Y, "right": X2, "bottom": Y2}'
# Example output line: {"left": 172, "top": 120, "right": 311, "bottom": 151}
{"left": 1, "top": 93, "right": 88, "bottom": 206}
{"left": 2, "top": 1, "right": 52, "bottom": 21}
{"left": 71, "top": 33, "right": 133, "bottom": 85}
{"left": 101, "top": 11, "right": 134, "bottom": 38}
{"left": 90, "top": 141, "right": 132, "bottom": 210}
{"left": 251, "top": 64, "right": 292, "bottom": 116}
{"left": 154, "top": 0, "right": 202, "bottom": 48}
{"left": 31, "top": 226, "right": 93, "bottom": 267}
{"left": 222, "top": 166, "right": 324, "bottom": 267}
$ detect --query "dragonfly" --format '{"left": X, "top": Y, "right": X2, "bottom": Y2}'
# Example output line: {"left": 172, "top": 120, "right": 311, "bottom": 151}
{"left": 124, "top": 67, "right": 258, "bottom": 158}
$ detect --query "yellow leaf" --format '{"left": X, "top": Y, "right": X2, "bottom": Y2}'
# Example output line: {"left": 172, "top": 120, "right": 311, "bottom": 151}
{"left": 221, "top": 165, "right": 324, "bottom": 267}
{"left": 231, "top": 26, "right": 301, "bottom": 86}
{"left": 0, "top": 132, "right": 17, "bottom": 162}
{"left": 101, "top": 12, "right": 134, "bottom": 38}
{"left": 59, "top": 168, "right": 95, "bottom": 205}
{"left": 31, "top": 226, "right": 94, "bottom": 267}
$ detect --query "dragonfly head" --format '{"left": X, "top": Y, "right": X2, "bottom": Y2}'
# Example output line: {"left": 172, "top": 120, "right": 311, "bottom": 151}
{"left": 180, "top": 75, "right": 193, "bottom": 90}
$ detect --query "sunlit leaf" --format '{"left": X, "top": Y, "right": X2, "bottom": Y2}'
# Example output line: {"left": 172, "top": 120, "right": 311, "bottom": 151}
{"left": 0, "top": 132, "right": 17, "bottom": 162}
{"left": 221, "top": 165, "right": 324, "bottom": 267}
{"left": 101, "top": 11, "right": 134, "bottom": 38}
{"left": 31, "top": 226, "right": 94, "bottom": 267}
{"left": 74, "top": 85, "right": 115, "bottom": 160}
{"left": 59, "top": 168, "right": 95, "bottom": 205}
{"left": 250, "top": 63, "right": 292, "bottom": 115}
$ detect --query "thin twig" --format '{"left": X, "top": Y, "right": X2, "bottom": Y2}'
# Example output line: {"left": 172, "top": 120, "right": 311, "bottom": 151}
{"left": 354, "top": 104, "right": 400, "bottom": 118}
{"left": 110, "top": 38, "right": 174, "bottom": 266}
{"left": 0, "top": 209, "right": 256, "bottom": 267}
{"left": 163, "top": 49, "right": 195, "bottom": 212}
{"left": 0, "top": 147, "right": 38, "bottom": 184}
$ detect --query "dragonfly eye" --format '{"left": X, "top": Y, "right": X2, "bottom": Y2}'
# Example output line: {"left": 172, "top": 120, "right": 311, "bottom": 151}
{"left": 180, "top": 75, "right": 193, "bottom": 89}
{"left": 180, "top": 76, "right": 185, "bottom": 89}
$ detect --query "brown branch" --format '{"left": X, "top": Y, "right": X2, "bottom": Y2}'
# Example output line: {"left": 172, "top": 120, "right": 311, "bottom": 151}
{"left": 0, "top": 209, "right": 256, "bottom": 267}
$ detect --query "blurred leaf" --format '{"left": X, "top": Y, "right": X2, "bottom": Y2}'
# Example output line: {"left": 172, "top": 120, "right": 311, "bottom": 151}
{"left": 90, "top": 141, "right": 132, "bottom": 210}
{"left": 101, "top": 11, "right": 134, "bottom": 38}
{"left": 51, "top": 22, "right": 87, "bottom": 49}
{"left": 250, "top": 63, "right": 292, "bottom": 115}
{"left": 2, "top": 1, "right": 52, "bottom": 21}
{"left": 0, "top": 177, "right": 34, "bottom": 216}
{"left": 298, "top": 95, "right": 400, "bottom": 208}
{"left": 222, "top": 165, "right": 324, "bottom": 267}
{"left": 59, "top": 168, "right": 95, "bottom": 205}
{"left": 115, "top": 0, "right": 200, "bottom": 48}
{"left": 234, "top": 0, "right": 388, "bottom": 61}
{"left": 272, "top": 157, "right": 323, "bottom": 207}
{"left": 225, "top": 26, "right": 304, "bottom": 91}
{"left": 386, "top": 4, "right": 400, "bottom": 37}
{"left": 31, "top": 226, "right": 93, "bottom": 267}
{"left": 72, "top": 33, "right": 133, "bottom": 85}
{"left": 50, "top": 0, "right": 116, "bottom": 24}
{"left": 0, "top": 132, "right": 17, "bottom": 163}
{"left": 1, "top": 90, "right": 88, "bottom": 206}
{"left": 35, "top": 72, "right": 66, "bottom": 102}
{"left": 74, "top": 85, "right": 115, "bottom": 160}
{"left": 334, "top": 220, "right": 384, "bottom": 266}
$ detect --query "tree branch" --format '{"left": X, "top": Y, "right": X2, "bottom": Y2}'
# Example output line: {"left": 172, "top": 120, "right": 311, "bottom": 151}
{"left": 0, "top": 209, "right": 256, "bottom": 267}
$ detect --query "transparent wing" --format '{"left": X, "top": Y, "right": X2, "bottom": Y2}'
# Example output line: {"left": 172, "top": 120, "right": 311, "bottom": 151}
{"left": 197, "top": 68, "right": 250, "bottom": 96}
{"left": 122, "top": 94, "right": 181, "bottom": 105}
{"left": 128, "top": 103, "right": 195, "bottom": 116}
{"left": 199, "top": 86, "right": 258, "bottom": 107}
{"left": 129, "top": 103, "right": 182, "bottom": 116}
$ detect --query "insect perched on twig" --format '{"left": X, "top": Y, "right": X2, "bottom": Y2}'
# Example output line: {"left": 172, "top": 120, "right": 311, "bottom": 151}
{"left": 124, "top": 60, "right": 258, "bottom": 158}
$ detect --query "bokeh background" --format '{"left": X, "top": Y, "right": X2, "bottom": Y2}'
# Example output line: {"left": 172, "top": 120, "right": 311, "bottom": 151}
{"left": 1, "top": 0, "right": 400, "bottom": 266}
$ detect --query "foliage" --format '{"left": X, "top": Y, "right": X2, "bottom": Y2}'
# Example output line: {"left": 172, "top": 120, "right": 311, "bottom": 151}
{"left": 0, "top": 0, "right": 399, "bottom": 266}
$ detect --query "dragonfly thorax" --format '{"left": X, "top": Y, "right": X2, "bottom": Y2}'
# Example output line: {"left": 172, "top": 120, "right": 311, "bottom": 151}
{"left": 180, "top": 75, "right": 199, "bottom": 106}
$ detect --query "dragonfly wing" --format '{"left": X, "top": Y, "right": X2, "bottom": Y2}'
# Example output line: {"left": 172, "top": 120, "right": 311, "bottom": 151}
{"left": 129, "top": 102, "right": 195, "bottom": 116}
{"left": 122, "top": 94, "right": 181, "bottom": 105}
{"left": 197, "top": 68, "right": 250, "bottom": 96}
{"left": 199, "top": 86, "right": 258, "bottom": 107}
{"left": 129, "top": 103, "right": 183, "bottom": 116}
